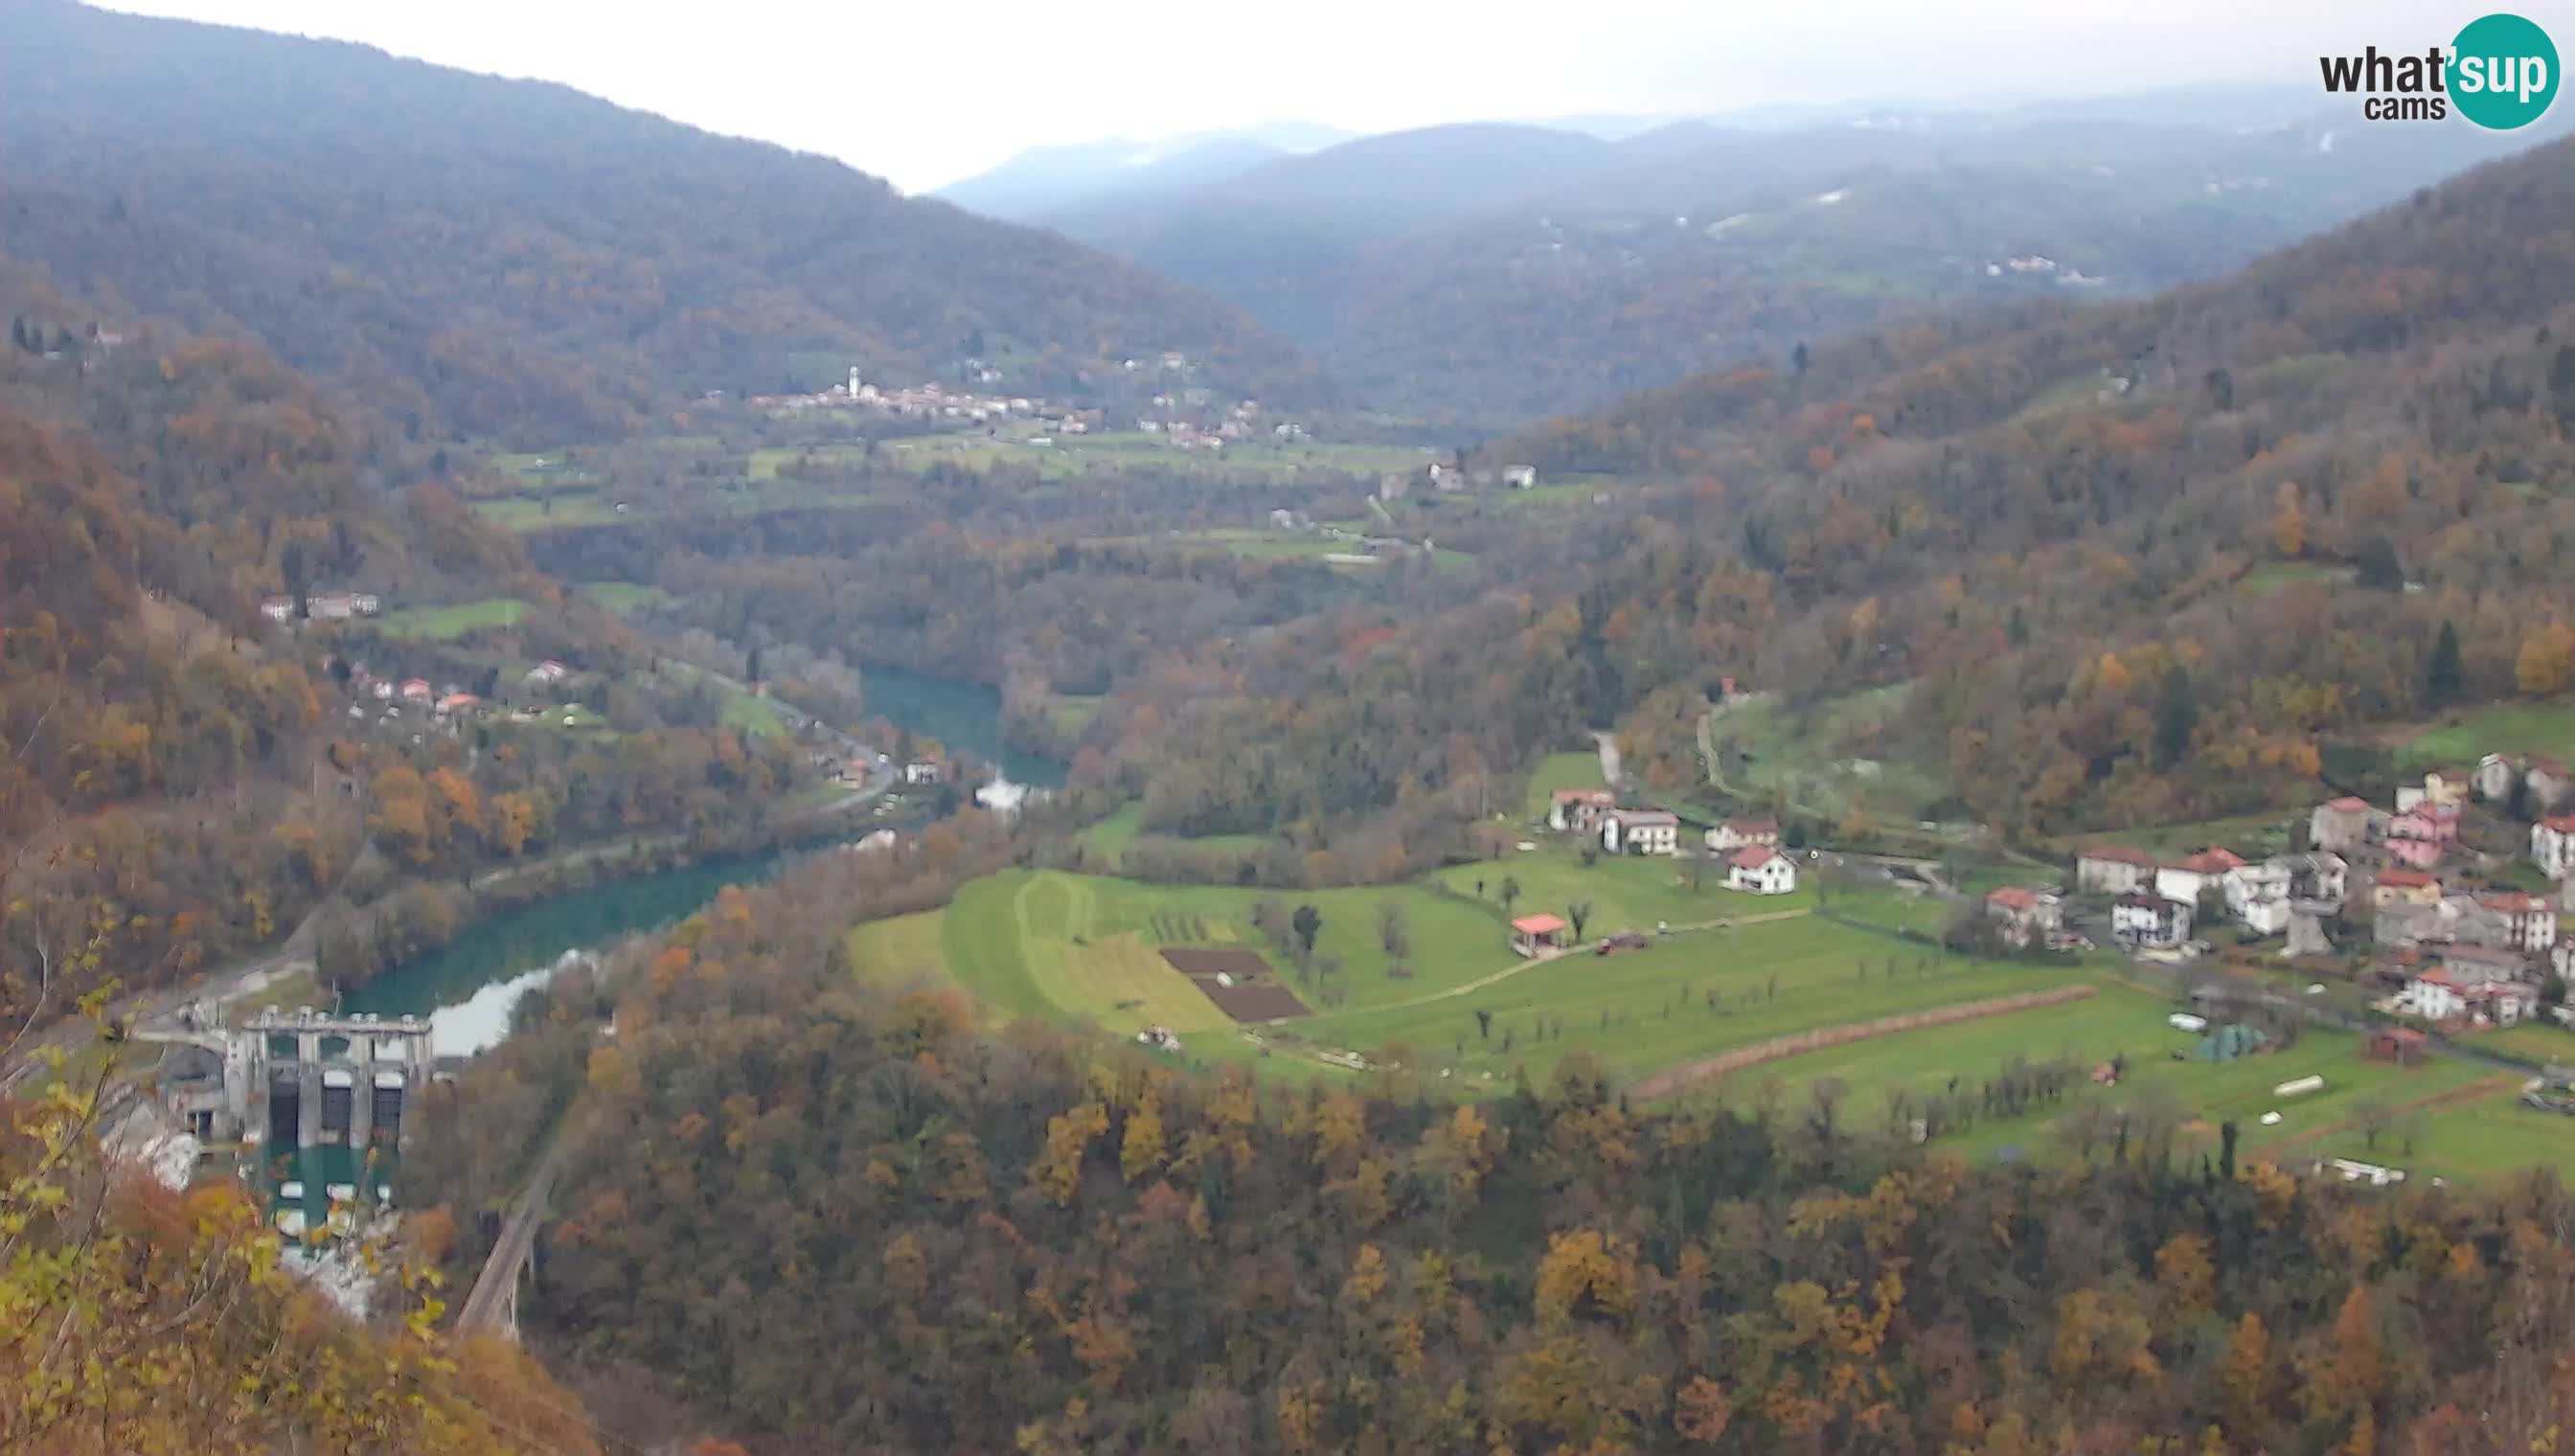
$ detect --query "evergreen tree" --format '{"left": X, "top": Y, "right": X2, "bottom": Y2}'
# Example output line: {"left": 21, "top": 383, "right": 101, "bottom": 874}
{"left": 2427, "top": 620, "right": 2464, "bottom": 708}
{"left": 2153, "top": 668, "right": 2199, "bottom": 768}
{"left": 2354, "top": 535, "right": 2404, "bottom": 591}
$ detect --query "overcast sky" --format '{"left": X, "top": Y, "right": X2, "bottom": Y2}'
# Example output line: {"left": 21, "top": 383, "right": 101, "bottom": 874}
{"left": 96, "top": 0, "right": 2558, "bottom": 192}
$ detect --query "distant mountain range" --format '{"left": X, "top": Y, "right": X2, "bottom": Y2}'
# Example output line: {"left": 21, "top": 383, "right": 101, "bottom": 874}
{"left": 932, "top": 122, "right": 1356, "bottom": 220}
{"left": 0, "top": 1, "right": 1328, "bottom": 444}
{"left": 958, "top": 91, "right": 2565, "bottom": 425}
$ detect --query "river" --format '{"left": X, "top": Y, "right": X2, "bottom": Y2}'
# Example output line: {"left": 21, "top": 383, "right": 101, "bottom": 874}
{"left": 861, "top": 664, "right": 1067, "bottom": 788}
{"left": 262, "top": 668, "right": 1060, "bottom": 1233}
{"left": 338, "top": 666, "right": 1060, "bottom": 1054}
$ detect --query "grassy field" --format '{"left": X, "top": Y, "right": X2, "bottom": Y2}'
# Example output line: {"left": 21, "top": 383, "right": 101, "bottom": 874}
{"left": 2239, "top": 561, "right": 2355, "bottom": 595}
{"left": 1524, "top": 751, "right": 1607, "bottom": 817}
{"left": 2476, "top": 1022, "right": 2575, "bottom": 1069}
{"left": 1274, "top": 913, "right": 2046, "bottom": 1087}
{"left": 1049, "top": 695, "right": 1104, "bottom": 734}
{"left": 2399, "top": 703, "right": 2575, "bottom": 769}
{"left": 1704, "top": 685, "right": 1955, "bottom": 822}
{"left": 1428, "top": 844, "right": 1814, "bottom": 937}
{"left": 577, "top": 581, "right": 674, "bottom": 616}
{"left": 718, "top": 690, "right": 791, "bottom": 738}
{"left": 844, "top": 911, "right": 963, "bottom": 998}
{"left": 903, "top": 871, "right": 1509, "bottom": 1035}
{"left": 1675, "top": 974, "right": 2498, "bottom": 1163}
{"left": 2304, "top": 1081, "right": 2575, "bottom": 1184}
{"left": 374, "top": 598, "right": 530, "bottom": 640}
{"left": 838, "top": 864, "right": 2575, "bottom": 1183}
{"left": 2064, "top": 809, "right": 2303, "bottom": 860}
{"left": 1079, "top": 804, "right": 1276, "bottom": 869}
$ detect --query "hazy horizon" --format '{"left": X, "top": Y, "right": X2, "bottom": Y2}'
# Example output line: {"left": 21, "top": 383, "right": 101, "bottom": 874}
{"left": 90, "top": 0, "right": 2541, "bottom": 192}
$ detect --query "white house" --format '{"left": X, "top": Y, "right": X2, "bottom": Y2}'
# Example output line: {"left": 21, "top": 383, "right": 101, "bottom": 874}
{"left": 1603, "top": 809, "right": 1680, "bottom": 856}
{"left": 1704, "top": 817, "right": 1780, "bottom": 854}
{"left": 1501, "top": 466, "right": 1538, "bottom": 489}
{"left": 2474, "top": 890, "right": 2559, "bottom": 953}
{"left": 1726, "top": 845, "right": 1799, "bottom": 895}
{"left": 2156, "top": 849, "right": 2246, "bottom": 908}
{"left": 2400, "top": 955, "right": 2539, "bottom": 1027}
{"left": 2112, "top": 893, "right": 2194, "bottom": 950}
{"left": 2222, "top": 860, "right": 2294, "bottom": 936}
{"left": 2274, "top": 852, "right": 2349, "bottom": 906}
{"left": 903, "top": 762, "right": 945, "bottom": 785}
{"left": 398, "top": 679, "right": 433, "bottom": 702}
{"left": 2478, "top": 752, "right": 2523, "bottom": 802}
{"left": 2534, "top": 815, "right": 2575, "bottom": 880}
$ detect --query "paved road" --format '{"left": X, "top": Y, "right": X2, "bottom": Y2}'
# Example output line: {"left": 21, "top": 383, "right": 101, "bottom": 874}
{"left": 1592, "top": 731, "right": 1624, "bottom": 791}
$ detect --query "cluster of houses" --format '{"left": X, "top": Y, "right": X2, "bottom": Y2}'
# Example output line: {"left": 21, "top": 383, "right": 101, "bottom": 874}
{"left": 1544, "top": 791, "right": 1800, "bottom": 897}
{"left": 2059, "top": 757, "right": 2575, "bottom": 1033}
{"left": 746, "top": 370, "right": 1074, "bottom": 428}
{"left": 261, "top": 591, "right": 381, "bottom": 624}
{"left": 334, "top": 658, "right": 579, "bottom": 737}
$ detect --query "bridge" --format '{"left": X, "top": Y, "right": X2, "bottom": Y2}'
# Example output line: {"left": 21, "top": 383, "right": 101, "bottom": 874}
{"left": 456, "top": 1140, "right": 568, "bottom": 1340}
{"left": 139, "top": 1004, "right": 437, "bottom": 1150}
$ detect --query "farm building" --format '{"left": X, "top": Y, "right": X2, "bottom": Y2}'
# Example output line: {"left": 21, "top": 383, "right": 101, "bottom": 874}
{"left": 1548, "top": 788, "right": 1616, "bottom": 833}
{"left": 1602, "top": 809, "right": 1680, "bottom": 856}
{"left": 2075, "top": 846, "right": 2155, "bottom": 895}
{"left": 1510, "top": 914, "right": 1570, "bottom": 957}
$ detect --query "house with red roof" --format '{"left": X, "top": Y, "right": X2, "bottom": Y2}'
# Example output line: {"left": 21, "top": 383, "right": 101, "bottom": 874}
{"left": 2371, "top": 868, "right": 2443, "bottom": 911}
{"left": 1510, "top": 913, "right": 1569, "bottom": 957}
{"left": 2309, "top": 796, "right": 2380, "bottom": 853}
{"left": 1546, "top": 788, "right": 1616, "bottom": 834}
{"left": 1985, "top": 886, "right": 2062, "bottom": 947}
{"left": 1704, "top": 817, "right": 1780, "bottom": 854}
{"left": 2474, "top": 890, "right": 2560, "bottom": 953}
{"left": 1726, "top": 845, "right": 1799, "bottom": 895}
{"left": 2155, "top": 848, "right": 2245, "bottom": 906}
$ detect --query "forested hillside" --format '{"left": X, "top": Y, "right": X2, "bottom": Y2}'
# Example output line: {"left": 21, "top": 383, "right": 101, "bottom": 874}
{"left": 0, "top": 1, "right": 1324, "bottom": 444}
{"left": 471, "top": 845, "right": 2575, "bottom": 1456}
{"left": 1079, "top": 134, "right": 2575, "bottom": 844}
{"left": 0, "top": 262, "right": 822, "bottom": 1031}
{"left": 1045, "top": 108, "right": 2559, "bottom": 425}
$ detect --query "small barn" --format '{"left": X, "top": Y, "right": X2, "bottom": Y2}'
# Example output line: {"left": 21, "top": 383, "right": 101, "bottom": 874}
{"left": 1510, "top": 914, "right": 1570, "bottom": 957}
{"left": 2364, "top": 1027, "right": 2429, "bottom": 1066}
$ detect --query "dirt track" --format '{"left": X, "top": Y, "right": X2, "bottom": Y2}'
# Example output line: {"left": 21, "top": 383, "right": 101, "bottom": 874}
{"left": 1629, "top": 983, "right": 2101, "bottom": 1101}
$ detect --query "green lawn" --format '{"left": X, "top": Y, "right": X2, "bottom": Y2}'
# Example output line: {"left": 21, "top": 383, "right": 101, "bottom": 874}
{"left": 1049, "top": 695, "right": 1104, "bottom": 734}
{"left": 1429, "top": 844, "right": 1816, "bottom": 938}
{"left": 844, "top": 911, "right": 965, "bottom": 999}
{"left": 1704, "top": 684, "right": 1955, "bottom": 822}
{"left": 2477, "top": 1022, "right": 2575, "bottom": 1070}
{"left": 1681, "top": 974, "right": 2513, "bottom": 1172}
{"left": 872, "top": 870, "right": 1556, "bottom": 1034}
{"left": 2239, "top": 561, "right": 2355, "bottom": 595}
{"left": 1279, "top": 914, "right": 2052, "bottom": 1088}
{"left": 1524, "top": 751, "right": 1608, "bottom": 818}
{"left": 2304, "top": 1081, "right": 2575, "bottom": 1185}
{"left": 1079, "top": 804, "right": 1278, "bottom": 870}
{"left": 577, "top": 581, "right": 674, "bottom": 616}
{"left": 2062, "top": 810, "right": 2302, "bottom": 861}
{"left": 374, "top": 598, "right": 530, "bottom": 640}
{"left": 2399, "top": 703, "right": 2575, "bottom": 769}
{"left": 719, "top": 690, "right": 791, "bottom": 739}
